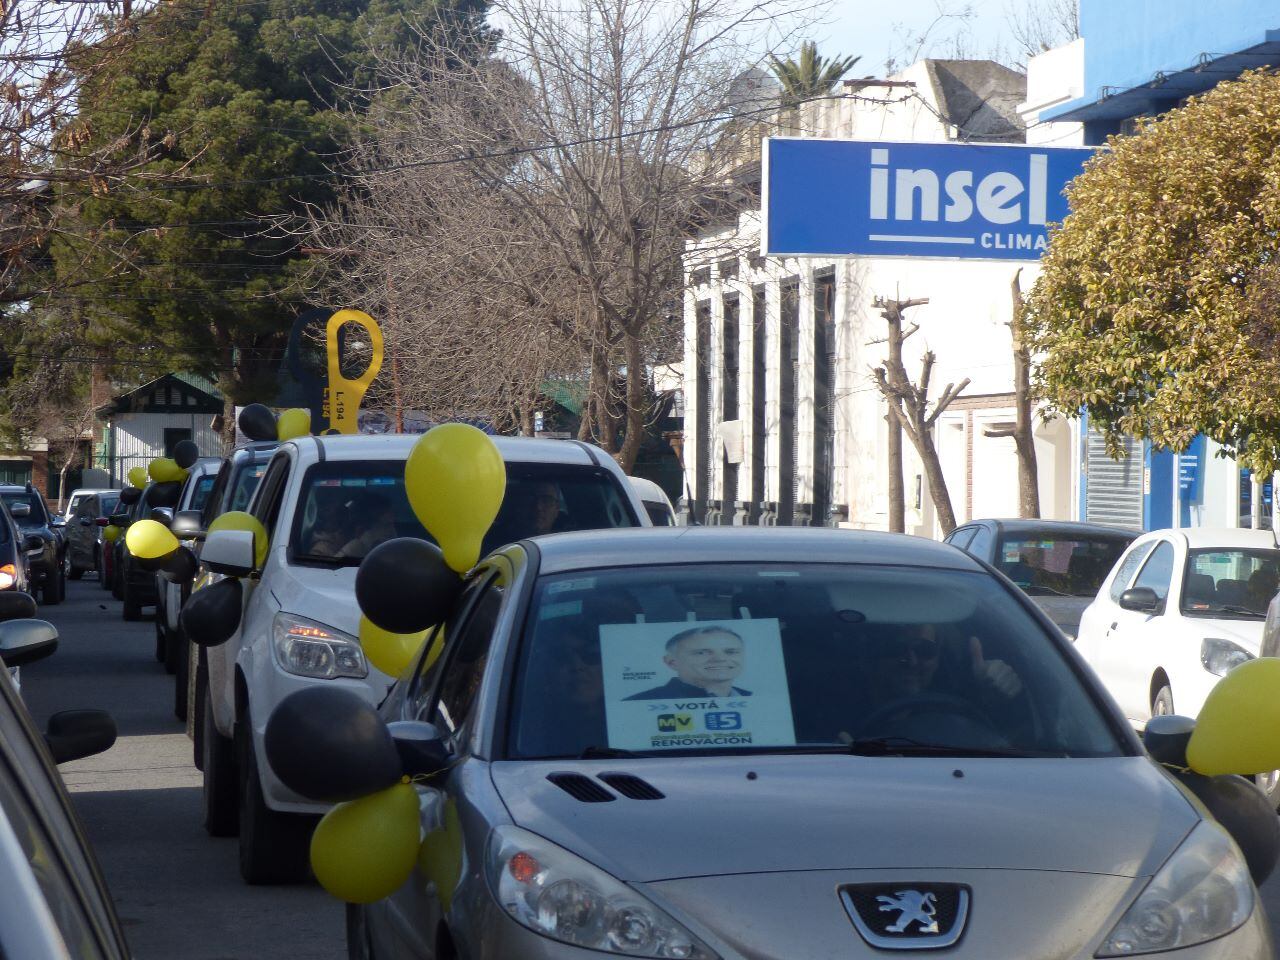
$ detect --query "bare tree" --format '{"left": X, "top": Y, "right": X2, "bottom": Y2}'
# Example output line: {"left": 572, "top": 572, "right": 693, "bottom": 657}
{"left": 871, "top": 295, "right": 969, "bottom": 534}
{"left": 984, "top": 269, "right": 1040, "bottom": 517}
{"left": 1005, "top": 0, "right": 1079, "bottom": 63}
{"left": 305, "top": 0, "right": 806, "bottom": 467}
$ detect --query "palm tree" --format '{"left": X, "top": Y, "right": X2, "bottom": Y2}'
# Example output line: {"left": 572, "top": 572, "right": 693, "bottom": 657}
{"left": 768, "top": 42, "right": 861, "bottom": 107}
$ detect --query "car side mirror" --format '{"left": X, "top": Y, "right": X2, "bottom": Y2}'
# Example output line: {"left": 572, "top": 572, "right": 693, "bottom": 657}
{"left": 170, "top": 510, "right": 206, "bottom": 541}
{"left": 0, "top": 593, "right": 37, "bottom": 623}
{"left": 22, "top": 534, "right": 43, "bottom": 552}
{"left": 201, "top": 529, "right": 256, "bottom": 577}
{"left": 45, "top": 710, "right": 117, "bottom": 764}
{"left": 50, "top": 516, "right": 65, "bottom": 528}
{"left": 388, "top": 720, "right": 450, "bottom": 777}
{"left": 0, "top": 619, "right": 58, "bottom": 667}
{"left": 108, "top": 512, "right": 130, "bottom": 527}
{"left": 149, "top": 507, "right": 174, "bottom": 526}
{"left": 1143, "top": 714, "right": 1195, "bottom": 767}
{"left": 8, "top": 503, "right": 30, "bottom": 519}
{"left": 1119, "top": 587, "right": 1160, "bottom": 613}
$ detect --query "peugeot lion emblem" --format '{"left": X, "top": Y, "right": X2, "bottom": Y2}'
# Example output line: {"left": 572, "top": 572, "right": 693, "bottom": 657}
{"left": 840, "top": 883, "right": 969, "bottom": 950}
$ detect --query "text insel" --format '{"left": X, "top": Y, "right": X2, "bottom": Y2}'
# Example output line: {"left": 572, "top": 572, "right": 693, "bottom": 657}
{"left": 870, "top": 148, "right": 1048, "bottom": 226}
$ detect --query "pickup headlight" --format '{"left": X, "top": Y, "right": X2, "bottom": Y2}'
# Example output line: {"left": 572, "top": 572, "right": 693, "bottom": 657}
{"left": 1097, "top": 821, "right": 1253, "bottom": 956}
{"left": 487, "top": 825, "right": 718, "bottom": 959}
{"left": 271, "top": 613, "right": 367, "bottom": 680}
{"left": 1201, "top": 637, "right": 1254, "bottom": 677}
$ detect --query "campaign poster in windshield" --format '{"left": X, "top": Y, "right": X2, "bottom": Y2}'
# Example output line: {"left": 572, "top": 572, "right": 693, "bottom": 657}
{"left": 600, "top": 619, "right": 796, "bottom": 751}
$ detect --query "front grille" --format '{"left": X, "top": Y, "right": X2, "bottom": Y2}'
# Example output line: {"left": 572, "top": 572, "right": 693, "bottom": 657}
{"left": 546, "top": 772, "right": 616, "bottom": 803}
{"left": 841, "top": 882, "right": 970, "bottom": 950}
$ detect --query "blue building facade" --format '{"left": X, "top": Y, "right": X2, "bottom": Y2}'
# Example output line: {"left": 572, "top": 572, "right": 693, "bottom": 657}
{"left": 1039, "top": 2, "right": 1280, "bottom": 531}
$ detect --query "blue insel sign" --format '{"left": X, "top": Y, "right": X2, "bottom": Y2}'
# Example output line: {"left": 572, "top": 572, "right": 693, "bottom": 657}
{"left": 763, "top": 138, "right": 1096, "bottom": 261}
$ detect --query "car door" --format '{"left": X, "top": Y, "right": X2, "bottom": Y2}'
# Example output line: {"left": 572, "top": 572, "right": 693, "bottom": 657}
{"left": 1093, "top": 539, "right": 1176, "bottom": 720}
{"left": 0, "top": 669, "right": 129, "bottom": 960}
{"left": 373, "top": 572, "right": 506, "bottom": 960}
{"left": 68, "top": 497, "right": 92, "bottom": 569}
{"left": 208, "top": 453, "right": 292, "bottom": 735}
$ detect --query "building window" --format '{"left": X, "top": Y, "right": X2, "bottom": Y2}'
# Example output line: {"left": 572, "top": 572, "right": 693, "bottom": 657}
{"left": 812, "top": 272, "right": 836, "bottom": 526}
{"left": 779, "top": 278, "right": 799, "bottom": 525}
{"left": 695, "top": 301, "right": 712, "bottom": 524}
{"left": 164, "top": 428, "right": 193, "bottom": 458}
{"left": 691, "top": 267, "right": 711, "bottom": 287}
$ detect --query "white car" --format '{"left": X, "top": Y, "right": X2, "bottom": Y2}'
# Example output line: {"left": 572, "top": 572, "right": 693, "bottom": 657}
{"left": 198, "top": 433, "right": 651, "bottom": 884}
{"left": 627, "top": 474, "right": 677, "bottom": 525}
{"left": 1076, "top": 526, "right": 1280, "bottom": 728}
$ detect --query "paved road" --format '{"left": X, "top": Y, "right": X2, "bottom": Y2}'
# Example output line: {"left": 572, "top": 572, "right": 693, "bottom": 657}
{"left": 19, "top": 579, "right": 345, "bottom": 960}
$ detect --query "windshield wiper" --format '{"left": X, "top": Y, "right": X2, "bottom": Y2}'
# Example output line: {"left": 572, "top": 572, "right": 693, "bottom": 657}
{"left": 578, "top": 745, "right": 638, "bottom": 759}
{"left": 838, "top": 736, "right": 1053, "bottom": 759}
{"left": 1195, "top": 604, "right": 1263, "bottom": 618}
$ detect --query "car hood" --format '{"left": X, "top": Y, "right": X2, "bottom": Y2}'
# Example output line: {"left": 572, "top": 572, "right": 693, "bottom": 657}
{"left": 1028, "top": 595, "right": 1092, "bottom": 637}
{"left": 269, "top": 563, "right": 361, "bottom": 637}
{"left": 490, "top": 755, "right": 1195, "bottom": 883}
{"left": 1181, "top": 616, "right": 1264, "bottom": 653}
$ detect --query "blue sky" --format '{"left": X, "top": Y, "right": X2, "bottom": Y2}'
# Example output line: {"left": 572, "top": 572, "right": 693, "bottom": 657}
{"left": 815, "top": 0, "right": 1016, "bottom": 76}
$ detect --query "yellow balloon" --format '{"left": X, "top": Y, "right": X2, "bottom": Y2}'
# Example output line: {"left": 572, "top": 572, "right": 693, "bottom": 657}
{"left": 417, "top": 799, "right": 463, "bottom": 912}
{"left": 277, "top": 408, "right": 312, "bottom": 442}
{"left": 207, "top": 511, "right": 269, "bottom": 568}
{"left": 125, "top": 519, "right": 179, "bottom": 561}
{"left": 405, "top": 424, "right": 505, "bottom": 573}
{"left": 148, "top": 458, "right": 185, "bottom": 483}
{"left": 1187, "top": 657, "right": 1280, "bottom": 776}
{"left": 103, "top": 525, "right": 120, "bottom": 543}
{"left": 359, "top": 616, "right": 428, "bottom": 678}
{"left": 127, "top": 467, "right": 148, "bottom": 489}
{"left": 311, "top": 782, "right": 420, "bottom": 904}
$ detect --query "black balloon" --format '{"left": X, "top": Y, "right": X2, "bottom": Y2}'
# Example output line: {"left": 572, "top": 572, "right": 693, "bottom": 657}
{"left": 134, "top": 552, "right": 174, "bottom": 572}
{"left": 355, "top": 537, "right": 463, "bottom": 635}
{"left": 173, "top": 439, "right": 200, "bottom": 470}
{"left": 161, "top": 546, "right": 198, "bottom": 584}
{"left": 1176, "top": 771, "right": 1280, "bottom": 885}
{"left": 265, "top": 687, "right": 403, "bottom": 803}
{"left": 148, "top": 482, "right": 181, "bottom": 509}
{"left": 118, "top": 486, "right": 141, "bottom": 506}
{"left": 238, "top": 403, "right": 277, "bottom": 442}
{"left": 180, "top": 578, "right": 243, "bottom": 647}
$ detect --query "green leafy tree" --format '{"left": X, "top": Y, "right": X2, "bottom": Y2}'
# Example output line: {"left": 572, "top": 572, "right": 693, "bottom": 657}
{"left": 1026, "top": 68, "right": 1280, "bottom": 474}
{"left": 49, "top": 0, "right": 486, "bottom": 423}
{"left": 768, "top": 41, "right": 860, "bottom": 106}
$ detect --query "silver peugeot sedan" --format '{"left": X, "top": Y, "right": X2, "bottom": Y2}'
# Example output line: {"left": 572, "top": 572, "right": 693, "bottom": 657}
{"left": 349, "top": 528, "right": 1274, "bottom": 959}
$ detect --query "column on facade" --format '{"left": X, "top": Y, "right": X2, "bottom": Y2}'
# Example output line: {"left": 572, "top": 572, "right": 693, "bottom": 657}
{"left": 793, "top": 266, "right": 816, "bottom": 525}
{"left": 761, "top": 277, "right": 783, "bottom": 525}
{"left": 829, "top": 261, "right": 852, "bottom": 526}
{"left": 706, "top": 284, "right": 725, "bottom": 526}
{"left": 727, "top": 263, "right": 753, "bottom": 525}
{"left": 680, "top": 286, "right": 699, "bottom": 522}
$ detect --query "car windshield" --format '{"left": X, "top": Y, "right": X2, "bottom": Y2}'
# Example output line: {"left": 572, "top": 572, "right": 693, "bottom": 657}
{"left": 1, "top": 492, "right": 47, "bottom": 529}
{"left": 99, "top": 495, "right": 119, "bottom": 517}
{"left": 994, "top": 534, "right": 1130, "bottom": 597}
{"left": 1182, "top": 548, "right": 1280, "bottom": 618}
{"left": 188, "top": 475, "right": 217, "bottom": 512}
{"left": 229, "top": 463, "right": 267, "bottom": 513}
{"left": 507, "top": 563, "right": 1125, "bottom": 761}
{"left": 291, "top": 460, "right": 638, "bottom": 566}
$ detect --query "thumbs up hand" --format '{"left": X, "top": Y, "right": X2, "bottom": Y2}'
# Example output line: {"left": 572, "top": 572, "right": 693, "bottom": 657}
{"left": 970, "top": 636, "right": 1023, "bottom": 699}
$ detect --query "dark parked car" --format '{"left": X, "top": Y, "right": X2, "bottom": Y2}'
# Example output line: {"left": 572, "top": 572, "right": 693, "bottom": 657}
{"left": 0, "top": 500, "right": 32, "bottom": 599}
{"left": 0, "top": 486, "right": 66, "bottom": 606}
{"left": 115, "top": 483, "right": 175, "bottom": 621}
{"left": 0, "top": 613, "right": 129, "bottom": 960}
{"left": 945, "top": 519, "right": 1136, "bottom": 640}
{"left": 67, "top": 491, "right": 120, "bottom": 582}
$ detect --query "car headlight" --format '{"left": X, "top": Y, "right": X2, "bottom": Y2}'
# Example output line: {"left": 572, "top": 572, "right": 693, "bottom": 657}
{"left": 487, "top": 825, "right": 718, "bottom": 959}
{"left": 1097, "top": 821, "right": 1253, "bottom": 956}
{"left": 1201, "top": 638, "right": 1254, "bottom": 677}
{"left": 0, "top": 564, "right": 17, "bottom": 590}
{"left": 271, "top": 613, "right": 367, "bottom": 680}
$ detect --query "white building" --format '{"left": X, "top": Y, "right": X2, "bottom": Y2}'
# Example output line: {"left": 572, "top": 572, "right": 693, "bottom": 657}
{"left": 96, "top": 374, "right": 224, "bottom": 486}
{"left": 682, "top": 59, "right": 1082, "bottom": 537}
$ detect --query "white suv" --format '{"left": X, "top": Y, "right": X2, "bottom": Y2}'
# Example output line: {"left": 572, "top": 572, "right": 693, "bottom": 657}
{"left": 197, "top": 433, "right": 649, "bottom": 883}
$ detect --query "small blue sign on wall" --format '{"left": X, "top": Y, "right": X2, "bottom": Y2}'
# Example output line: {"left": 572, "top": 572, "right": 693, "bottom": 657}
{"left": 763, "top": 138, "right": 1096, "bottom": 261}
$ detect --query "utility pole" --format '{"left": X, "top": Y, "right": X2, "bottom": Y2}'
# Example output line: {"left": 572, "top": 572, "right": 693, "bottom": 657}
{"left": 871, "top": 296, "right": 927, "bottom": 533}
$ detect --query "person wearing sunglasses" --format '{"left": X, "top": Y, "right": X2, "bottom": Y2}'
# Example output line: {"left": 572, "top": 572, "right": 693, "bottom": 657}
{"left": 867, "top": 623, "right": 1023, "bottom": 706}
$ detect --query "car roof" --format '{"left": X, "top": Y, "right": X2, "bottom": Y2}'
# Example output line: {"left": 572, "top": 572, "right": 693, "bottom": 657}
{"left": 67, "top": 488, "right": 117, "bottom": 496}
{"left": 529, "top": 527, "right": 983, "bottom": 575}
{"left": 1150, "top": 526, "right": 1280, "bottom": 549}
{"left": 286, "top": 433, "right": 605, "bottom": 466}
{"left": 627, "top": 475, "right": 672, "bottom": 504}
{"left": 972, "top": 519, "right": 1137, "bottom": 539}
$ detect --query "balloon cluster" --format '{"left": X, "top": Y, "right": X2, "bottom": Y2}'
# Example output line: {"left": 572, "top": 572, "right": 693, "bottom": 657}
{"left": 237, "top": 402, "right": 312, "bottom": 443}
{"left": 263, "top": 423, "right": 505, "bottom": 905}
{"left": 1153, "top": 659, "right": 1280, "bottom": 884}
{"left": 117, "top": 440, "right": 204, "bottom": 580}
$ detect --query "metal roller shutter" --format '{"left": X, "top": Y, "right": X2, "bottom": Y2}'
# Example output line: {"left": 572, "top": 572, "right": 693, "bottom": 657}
{"left": 1085, "top": 429, "right": 1143, "bottom": 530}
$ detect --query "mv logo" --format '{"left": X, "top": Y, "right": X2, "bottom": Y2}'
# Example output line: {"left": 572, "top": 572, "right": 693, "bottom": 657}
{"left": 656, "top": 714, "right": 694, "bottom": 733}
